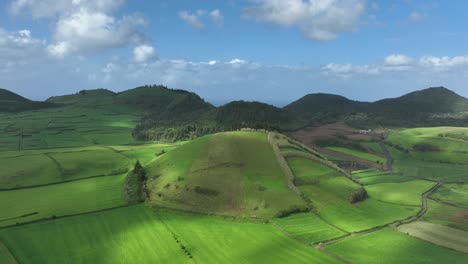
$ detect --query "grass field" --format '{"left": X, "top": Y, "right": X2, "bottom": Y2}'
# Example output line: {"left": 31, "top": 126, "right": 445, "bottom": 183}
{"left": 327, "top": 147, "right": 386, "bottom": 164}
{"left": 157, "top": 208, "right": 341, "bottom": 263}
{"left": 421, "top": 200, "right": 468, "bottom": 231}
{"left": 0, "top": 174, "right": 126, "bottom": 227}
{"left": 430, "top": 183, "right": 468, "bottom": 207}
{"left": 146, "top": 131, "right": 306, "bottom": 218}
{"left": 0, "top": 205, "right": 189, "bottom": 264}
{"left": 359, "top": 175, "right": 415, "bottom": 185}
{"left": 0, "top": 104, "right": 143, "bottom": 151}
{"left": 284, "top": 156, "right": 418, "bottom": 232}
{"left": 0, "top": 242, "right": 17, "bottom": 264}
{"left": 326, "top": 227, "right": 468, "bottom": 263}
{"left": 365, "top": 180, "right": 435, "bottom": 206}
{"left": 273, "top": 212, "right": 347, "bottom": 244}
{"left": 0, "top": 205, "right": 340, "bottom": 264}
{"left": 366, "top": 142, "right": 384, "bottom": 155}
{"left": 397, "top": 221, "right": 468, "bottom": 253}
{"left": 388, "top": 146, "right": 468, "bottom": 182}
{"left": 388, "top": 127, "right": 468, "bottom": 165}
{"left": 286, "top": 156, "right": 341, "bottom": 185}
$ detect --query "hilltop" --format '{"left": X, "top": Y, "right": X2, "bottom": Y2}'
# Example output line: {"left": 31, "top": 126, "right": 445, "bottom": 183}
{"left": 0, "top": 88, "right": 55, "bottom": 112}
{"left": 2, "top": 86, "right": 468, "bottom": 140}
{"left": 144, "top": 131, "right": 307, "bottom": 218}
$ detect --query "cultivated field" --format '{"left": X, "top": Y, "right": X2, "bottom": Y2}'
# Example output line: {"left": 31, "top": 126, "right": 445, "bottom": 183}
{"left": 325, "top": 227, "right": 467, "bottom": 263}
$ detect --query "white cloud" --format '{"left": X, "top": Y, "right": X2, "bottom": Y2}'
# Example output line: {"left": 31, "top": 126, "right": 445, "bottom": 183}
{"left": 420, "top": 56, "right": 468, "bottom": 70}
{"left": 408, "top": 11, "right": 424, "bottom": 23}
{"left": 179, "top": 9, "right": 224, "bottom": 29}
{"left": 210, "top": 9, "right": 224, "bottom": 27}
{"left": 179, "top": 10, "right": 205, "bottom": 29}
{"left": 0, "top": 27, "right": 45, "bottom": 64}
{"left": 228, "top": 58, "right": 247, "bottom": 64}
{"left": 133, "top": 44, "right": 156, "bottom": 63}
{"left": 47, "top": 9, "right": 146, "bottom": 58}
{"left": 384, "top": 54, "right": 413, "bottom": 66}
{"left": 244, "top": 0, "right": 366, "bottom": 41}
{"left": 9, "top": 0, "right": 124, "bottom": 18}
{"left": 10, "top": 0, "right": 147, "bottom": 58}
{"left": 322, "top": 63, "right": 379, "bottom": 77}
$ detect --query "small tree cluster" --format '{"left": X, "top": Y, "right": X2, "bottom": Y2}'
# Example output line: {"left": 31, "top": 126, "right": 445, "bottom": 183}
{"left": 350, "top": 187, "right": 368, "bottom": 203}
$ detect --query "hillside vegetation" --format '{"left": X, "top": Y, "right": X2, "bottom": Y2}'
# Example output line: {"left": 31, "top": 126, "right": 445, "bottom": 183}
{"left": 145, "top": 131, "right": 306, "bottom": 218}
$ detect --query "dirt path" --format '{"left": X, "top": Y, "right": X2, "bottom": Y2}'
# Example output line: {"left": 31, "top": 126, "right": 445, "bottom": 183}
{"left": 379, "top": 142, "right": 393, "bottom": 172}
{"left": 396, "top": 182, "right": 443, "bottom": 225}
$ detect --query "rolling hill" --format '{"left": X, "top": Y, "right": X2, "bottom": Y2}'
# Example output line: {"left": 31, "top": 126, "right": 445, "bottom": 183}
{"left": 144, "top": 131, "right": 307, "bottom": 218}
{"left": 0, "top": 88, "right": 55, "bottom": 112}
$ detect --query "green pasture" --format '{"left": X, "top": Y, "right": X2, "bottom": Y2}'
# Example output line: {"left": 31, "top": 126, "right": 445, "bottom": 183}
{"left": 0, "top": 205, "right": 188, "bottom": 264}
{"left": 365, "top": 180, "right": 435, "bottom": 206}
{"left": 388, "top": 146, "right": 468, "bottom": 182}
{"left": 0, "top": 174, "right": 126, "bottom": 227}
{"left": 397, "top": 221, "right": 468, "bottom": 253}
{"left": 327, "top": 146, "right": 386, "bottom": 164}
{"left": 359, "top": 175, "right": 415, "bottom": 185}
{"left": 421, "top": 200, "right": 468, "bottom": 231}
{"left": 430, "top": 183, "right": 468, "bottom": 207}
{"left": 273, "top": 212, "right": 346, "bottom": 244}
{"left": 287, "top": 156, "right": 341, "bottom": 185}
{"left": 388, "top": 127, "right": 468, "bottom": 165}
{"left": 157, "top": 208, "right": 340, "bottom": 263}
{"left": 326, "top": 227, "right": 468, "bottom": 264}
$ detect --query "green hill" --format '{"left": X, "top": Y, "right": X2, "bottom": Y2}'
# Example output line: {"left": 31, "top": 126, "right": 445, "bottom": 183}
{"left": 145, "top": 131, "right": 306, "bottom": 218}
{"left": 46, "top": 89, "right": 115, "bottom": 105}
{"left": 0, "top": 88, "right": 55, "bottom": 112}
{"left": 286, "top": 87, "right": 468, "bottom": 127}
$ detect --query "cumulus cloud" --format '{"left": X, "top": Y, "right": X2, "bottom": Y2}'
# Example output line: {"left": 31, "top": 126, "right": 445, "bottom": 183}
{"left": 384, "top": 54, "right": 413, "bottom": 66}
{"left": 179, "top": 9, "right": 224, "bottom": 29}
{"left": 133, "top": 44, "right": 156, "bottom": 63}
{"left": 9, "top": 0, "right": 124, "bottom": 18}
{"left": 0, "top": 28, "right": 45, "bottom": 66}
{"left": 179, "top": 10, "right": 205, "bottom": 29}
{"left": 244, "top": 0, "right": 366, "bottom": 41}
{"left": 10, "top": 0, "right": 147, "bottom": 58}
{"left": 48, "top": 9, "right": 146, "bottom": 58}
{"left": 420, "top": 56, "right": 468, "bottom": 70}
{"left": 210, "top": 9, "right": 224, "bottom": 27}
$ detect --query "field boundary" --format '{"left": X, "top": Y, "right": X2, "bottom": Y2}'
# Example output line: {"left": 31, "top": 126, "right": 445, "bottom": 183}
{"left": 0, "top": 204, "right": 132, "bottom": 230}
{"left": 318, "top": 182, "right": 443, "bottom": 248}
{"left": 0, "top": 171, "right": 126, "bottom": 192}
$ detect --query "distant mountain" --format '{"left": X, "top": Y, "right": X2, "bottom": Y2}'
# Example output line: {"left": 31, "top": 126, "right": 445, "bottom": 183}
{"left": 285, "top": 93, "right": 368, "bottom": 115}
{"left": 286, "top": 87, "right": 468, "bottom": 127}
{"left": 216, "top": 101, "right": 297, "bottom": 130}
{"left": 372, "top": 87, "right": 468, "bottom": 113}
{"left": 0, "top": 88, "right": 55, "bottom": 112}
{"left": 3, "top": 85, "right": 468, "bottom": 138}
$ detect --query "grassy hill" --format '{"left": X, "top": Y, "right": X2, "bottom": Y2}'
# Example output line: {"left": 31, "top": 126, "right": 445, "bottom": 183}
{"left": 145, "top": 131, "right": 306, "bottom": 218}
{"left": 0, "top": 88, "right": 55, "bottom": 112}
{"left": 286, "top": 87, "right": 468, "bottom": 127}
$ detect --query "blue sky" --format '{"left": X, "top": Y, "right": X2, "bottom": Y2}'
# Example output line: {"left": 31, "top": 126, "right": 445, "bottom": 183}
{"left": 1, "top": 0, "right": 468, "bottom": 105}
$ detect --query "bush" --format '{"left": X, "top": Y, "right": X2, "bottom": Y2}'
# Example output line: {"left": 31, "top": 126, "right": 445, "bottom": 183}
{"left": 194, "top": 186, "right": 220, "bottom": 196}
{"left": 350, "top": 187, "right": 368, "bottom": 203}
{"left": 412, "top": 143, "right": 440, "bottom": 152}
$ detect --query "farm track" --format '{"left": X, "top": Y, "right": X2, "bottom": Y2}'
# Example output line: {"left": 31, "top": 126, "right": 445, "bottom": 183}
{"left": 379, "top": 142, "right": 393, "bottom": 172}
{"left": 318, "top": 182, "right": 443, "bottom": 249}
